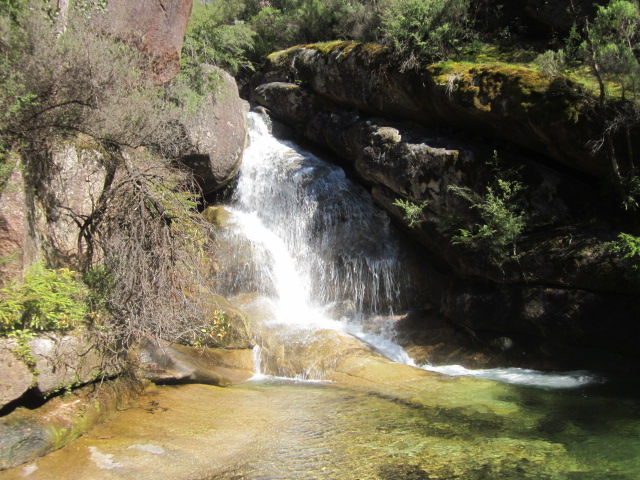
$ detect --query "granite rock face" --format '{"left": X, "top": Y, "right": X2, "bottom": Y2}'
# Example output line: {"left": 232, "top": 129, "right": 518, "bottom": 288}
{"left": 178, "top": 67, "right": 248, "bottom": 194}
{"left": 97, "top": 0, "right": 193, "bottom": 83}
{"left": 0, "top": 340, "right": 32, "bottom": 410}
{"left": 250, "top": 43, "right": 640, "bottom": 371}
{"left": 252, "top": 42, "right": 633, "bottom": 179}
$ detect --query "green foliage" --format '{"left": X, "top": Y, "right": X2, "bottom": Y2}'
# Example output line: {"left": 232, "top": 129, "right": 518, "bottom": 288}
{"left": 609, "top": 232, "right": 640, "bottom": 268}
{"left": 0, "top": 0, "right": 199, "bottom": 159}
{"left": 0, "top": 262, "right": 88, "bottom": 335}
{"left": 447, "top": 152, "right": 527, "bottom": 263}
{"left": 534, "top": 49, "right": 567, "bottom": 76}
{"left": 8, "top": 328, "right": 36, "bottom": 367}
{"left": 183, "top": 1, "right": 256, "bottom": 77}
{"left": 392, "top": 198, "right": 428, "bottom": 228}
{"left": 193, "top": 309, "right": 228, "bottom": 348}
{"left": 379, "top": 0, "right": 472, "bottom": 69}
{"left": 618, "top": 173, "right": 640, "bottom": 210}
{"left": 588, "top": 0, "right": 640, "bottom": 99}
{"left": 82, "top": 265, "right": 113, "bottom": 324}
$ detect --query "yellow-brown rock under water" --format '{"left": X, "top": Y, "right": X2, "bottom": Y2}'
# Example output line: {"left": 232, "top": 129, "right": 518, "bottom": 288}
{"left": 2, "top": 360, "right": 639, "bottom": 479}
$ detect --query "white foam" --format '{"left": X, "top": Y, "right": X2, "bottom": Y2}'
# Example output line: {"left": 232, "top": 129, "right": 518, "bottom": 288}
{"left": 421, "top": 364, "right": 599, "bottom": 389}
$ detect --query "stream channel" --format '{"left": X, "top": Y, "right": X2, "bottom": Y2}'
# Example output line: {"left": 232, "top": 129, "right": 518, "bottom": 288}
{"left": 3, "top": 113, "right": 640, "bottom": 479}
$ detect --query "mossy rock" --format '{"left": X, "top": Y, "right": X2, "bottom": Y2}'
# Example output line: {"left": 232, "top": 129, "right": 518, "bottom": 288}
{"left": 202, "top": 205, "right": 232, "bottom": 227}
{"left": 254, "top": 42, "right": 621, "bottom": 179}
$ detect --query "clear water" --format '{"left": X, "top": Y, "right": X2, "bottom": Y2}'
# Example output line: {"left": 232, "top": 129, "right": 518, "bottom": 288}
{"left": 7, "top": 378, "right": 639, "bottom": 479}
{"left": 4, "top": 113, "right": 639, "bottom": 480}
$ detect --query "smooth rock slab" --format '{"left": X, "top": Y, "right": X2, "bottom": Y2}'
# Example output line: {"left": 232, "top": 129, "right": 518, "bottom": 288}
{"left": 0, "top": 340, "right": 33, "bottom": 409}
{"left": 29, "top": 332, "right": 120, "bottom": 397}
{"left": 133, "top": 337, "right": 255, "bottom": 386}
{"left": 0, "top": 378, "right": 140, "bottom": 470}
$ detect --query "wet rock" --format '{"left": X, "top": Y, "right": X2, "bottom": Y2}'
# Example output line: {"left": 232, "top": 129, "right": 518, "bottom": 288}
{"left": 177, "top": 66, "right": 247, "bottom": 194}
{"left": 133, "top": 336, "right": 254, "bottom": 386}
{"left": 236, "top": 295, "right": 437, "bottom": 385}
{"left": 202, "top": 206, "right": 232, "bottom": 227}
{"left": 0, "top": 377, "right": 140, "bottom": 470}
{"left": 0, "top": 340, "right": 33, "bottom": 409}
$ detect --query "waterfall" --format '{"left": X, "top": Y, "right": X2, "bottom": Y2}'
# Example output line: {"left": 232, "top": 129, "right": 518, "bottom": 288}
{"left": 216, "top": 113, "right": 416, "bottom": 362}
{"left": 213, "top": 113, "right": 600, "bottom": 389}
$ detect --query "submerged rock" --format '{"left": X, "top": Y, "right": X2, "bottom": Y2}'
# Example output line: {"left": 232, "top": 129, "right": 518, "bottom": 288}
{"left": 0, "top": 377, "right": 140, "bottom": 470}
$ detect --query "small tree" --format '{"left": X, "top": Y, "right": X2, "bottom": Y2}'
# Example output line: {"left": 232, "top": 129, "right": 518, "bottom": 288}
{"left": 569, "top": 0, "right": 640, "bottom": 192}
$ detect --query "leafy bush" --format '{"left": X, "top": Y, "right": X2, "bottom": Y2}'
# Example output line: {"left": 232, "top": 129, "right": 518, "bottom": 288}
{"left": 609, "top": 232, "right": 640, "bottom": 268}
{"left": 393, "top": 198, "right": 428, "bottom": 228}
{"left": 0, "top": 1, "right": 227, "bottom": 349}
{"left": 447, "top": 153, "right": 528, "bottom": 264}
{"left": 183, "top": 1, "right": 256, "bottom": 77}
{"left": 0, "top": 263, "right": 88, "bottom": 335}
{"left": 534, "top": 49, "right": 567, "bottom": 76}
{"left": 379, "top": 0, "right": 472, "bottom": 69}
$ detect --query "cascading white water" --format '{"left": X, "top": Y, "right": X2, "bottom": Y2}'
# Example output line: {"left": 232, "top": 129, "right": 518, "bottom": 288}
{"left": 212, "top": 112, "right": 418, "bottom": 371}
{"left": 218, "top": 113, "right": 414, "bottom": 330}
{"left": 217, "top": 112, "right": 597, "bottom": 388}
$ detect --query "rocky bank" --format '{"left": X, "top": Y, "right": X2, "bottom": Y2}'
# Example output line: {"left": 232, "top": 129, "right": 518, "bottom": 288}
{"left": 250, "top": 41, "right": 640, "bottom": 372}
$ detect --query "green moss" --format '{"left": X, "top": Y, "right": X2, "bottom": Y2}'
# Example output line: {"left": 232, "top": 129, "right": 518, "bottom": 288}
{"left": 426, "top": 61, "right": 591, "bottom": 123}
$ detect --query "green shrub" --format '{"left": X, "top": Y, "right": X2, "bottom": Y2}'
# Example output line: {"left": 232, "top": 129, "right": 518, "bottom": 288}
{"left": 379, "top": 0, "right": 472, "bottom": 69}
{"left": 393, "top": 198, "right": 428, "bottom": 228}
{"left": 609, "top": 232, "right": 640, "bottom": 269}
{"left": 183, "top": 1, "right": 256, "bottom": 77}
{"left": 534, "top": 50, "right": 567, "bottom": 76}
{"left": 0, "top": 262, "right": 88, "bottom": 335}
{"left": 448, "top": 160, "right": 527, "bottom": 264}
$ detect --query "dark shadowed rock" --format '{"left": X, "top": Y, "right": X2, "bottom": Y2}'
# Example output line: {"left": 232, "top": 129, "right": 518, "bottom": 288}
{"left": 178, "top": 67, "right": 247, "bottom": 194}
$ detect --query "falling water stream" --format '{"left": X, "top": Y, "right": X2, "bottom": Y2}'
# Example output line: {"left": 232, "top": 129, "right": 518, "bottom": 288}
{"left": 4, "top": 113, "right": 640, "bottom": 480}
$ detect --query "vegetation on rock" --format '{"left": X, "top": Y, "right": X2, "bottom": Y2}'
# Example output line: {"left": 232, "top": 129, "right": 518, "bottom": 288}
{"left": 0, "top": 0, "right": 229, "bottom": 359}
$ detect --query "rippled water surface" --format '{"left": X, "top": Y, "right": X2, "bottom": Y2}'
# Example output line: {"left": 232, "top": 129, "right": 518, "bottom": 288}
{"left": 4, "top": 375, "right": 639, "bottom": 480}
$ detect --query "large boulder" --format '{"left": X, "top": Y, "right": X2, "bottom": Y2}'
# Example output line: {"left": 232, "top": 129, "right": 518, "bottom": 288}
{"left": 178, "top": 67, "right": 247, "bottom": 194}
{"left": 252, "top": 42, "right": 632, "bottom": 179}
{"left": 94, "top": 0, "right": 193, "bottom": 83}
{"left": 0, "top": 137, "right": 110, "bottom": 279}
{"left": 28, "top": 331, "right": 122, "bottom": 397}
{"left": 0, "top": 331, "right": 123, "bottom": 407}
{"left": 31, "top": 137, "right": 109, "bottom": 270}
